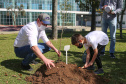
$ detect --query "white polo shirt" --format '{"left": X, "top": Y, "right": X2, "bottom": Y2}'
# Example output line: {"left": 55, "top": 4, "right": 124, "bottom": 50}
{"left": 84, "top": 31, "right": 109, "bottom": 50}
{"left": 14, "top": 21, "right": 49, "bottom": 48}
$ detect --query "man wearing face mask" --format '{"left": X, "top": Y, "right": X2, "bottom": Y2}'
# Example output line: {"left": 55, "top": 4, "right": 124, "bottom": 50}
{"left": 71, "top": 31, "right": 109, "bottom": 75}
{"left": 14, "top": 13, "right": 61, "bottom": 71}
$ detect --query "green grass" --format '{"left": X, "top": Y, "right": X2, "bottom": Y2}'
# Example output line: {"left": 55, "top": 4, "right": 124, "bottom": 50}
{"left": 0, "top": 29, "right": 126, "bottom": 84}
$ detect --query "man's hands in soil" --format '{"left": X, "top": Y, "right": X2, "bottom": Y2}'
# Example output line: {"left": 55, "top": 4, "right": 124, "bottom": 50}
{"left": 82, "top": 62, "right": 93, "bottom": 69}
{"left": 56, "top": 50, "right": 61, "bottom": 57}
{"left": 44, "top": 58, "right": 55, "bottom": 69}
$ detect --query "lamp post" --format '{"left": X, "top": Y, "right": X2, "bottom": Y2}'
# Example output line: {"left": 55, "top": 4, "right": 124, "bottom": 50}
{"left": 81, "top": 15, "right": 83, "bottom": 27}
{"left": 84, "top": 19, "right": 87, "bottom": 27}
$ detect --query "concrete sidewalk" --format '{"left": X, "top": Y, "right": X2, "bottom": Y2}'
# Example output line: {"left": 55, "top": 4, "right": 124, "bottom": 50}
{"left": 0, "top": 31, "right": 19, "bottom": 34}
{"left": 0, "top": 26, "right": 102, "bottom": 34}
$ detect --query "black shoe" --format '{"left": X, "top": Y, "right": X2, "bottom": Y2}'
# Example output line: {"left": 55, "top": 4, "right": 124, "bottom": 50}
{"left": 30, "top": 60, "right": 38, "bottom": 64}
{"left": 21, "top": 63, "right": 33, "bottom": 71}
{"left": 100, "top": 52, "right": 105, "bottom": 56}
{"left": 87, "top": 65, "right": 95, "bottom": 70}
{"left": 94, "top": 68, "right": 104, "bottom": 75}
{"left": 110, "top": 53, "right": 115, "bottom": 58}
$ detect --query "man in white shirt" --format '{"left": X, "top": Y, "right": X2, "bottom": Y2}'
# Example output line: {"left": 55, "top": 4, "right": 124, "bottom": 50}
{"left": 14, "top": 13, "right": 61, "bottom": 71}
{"left": 71, "top": 31, "right": 109, "bottom": 75}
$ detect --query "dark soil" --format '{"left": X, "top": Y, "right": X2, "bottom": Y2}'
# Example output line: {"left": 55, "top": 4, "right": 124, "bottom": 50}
{"left": 25, "top": 62, "right": 107, "bottom": 84}
{"left": 0, "top": 25, "right": 22, "bottom": 31}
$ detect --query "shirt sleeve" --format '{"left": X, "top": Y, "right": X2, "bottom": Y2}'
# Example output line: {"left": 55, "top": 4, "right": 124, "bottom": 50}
{"left": 25, "top": 26, "right": 38, "bottom": 48}
{"left": 40, "top": 30, "right": 49, "bottom": 43}
{"left": 84, "top": 44, "right": 89, "bottom": 50}
{"left": 113, "top": 0, "right": 123, "bottom": 14}
{"left": 90, "top": 42, "right": 97, "bottom": 50}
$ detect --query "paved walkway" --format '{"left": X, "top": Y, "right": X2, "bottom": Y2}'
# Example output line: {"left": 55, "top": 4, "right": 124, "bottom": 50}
{"left": 0, "top": 26, "right": 102, "bottom": 34}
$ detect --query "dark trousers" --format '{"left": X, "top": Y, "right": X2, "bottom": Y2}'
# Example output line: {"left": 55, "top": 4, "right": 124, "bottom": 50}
{"left": 89, "top": 44, "right": 105, "bottom": 69}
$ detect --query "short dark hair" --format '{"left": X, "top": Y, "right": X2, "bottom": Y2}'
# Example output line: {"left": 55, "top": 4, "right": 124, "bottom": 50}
{"left": 71, "top": 34, "right": 84, "bottom": 45}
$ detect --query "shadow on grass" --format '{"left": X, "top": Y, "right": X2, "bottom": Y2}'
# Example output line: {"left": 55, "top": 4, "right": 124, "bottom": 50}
{"left": 47, "top": 31, "right": 89, "bottom": 39}
{"left": 106, "top": 32, "right": 126, "bottom": 43}
{"left": 101, "top": 51, "right": 126, "bottom": 83}
{"left": 0, "top": 34, "right": 17, "bottom": 40}
{"left": 0, "top": 36, "right": 8, "bottom": 40}
{"left": 51, "top": 50, "right": 84, "bottom": 67}
{"left": 1, "top": 59, "right": 41, "bottom": 75}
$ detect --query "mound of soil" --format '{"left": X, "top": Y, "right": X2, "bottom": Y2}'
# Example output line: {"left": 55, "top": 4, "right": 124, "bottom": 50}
{"left": 25, "top": 62, "right": 106, "bottom": 84}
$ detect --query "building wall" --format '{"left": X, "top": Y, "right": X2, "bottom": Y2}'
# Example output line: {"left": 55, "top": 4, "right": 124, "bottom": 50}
{"left": 0, "top": 0, "right": 91, "bottom": 26}
{"left": 122, "top": 11, "right": 126, "bottom": 28}
{"left": 118, "top": 13, "right": 126, "bottom": 28}
{"left": 0, "top": 0, "right": 125, "bottom": 28}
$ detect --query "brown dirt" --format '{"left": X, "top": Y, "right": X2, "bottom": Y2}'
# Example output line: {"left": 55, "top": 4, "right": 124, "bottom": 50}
{"left": 0, "top": 25, "right": 22, "bottom": 31}
{"left": 25, "top": 62, "right": 107, "bottom": 84}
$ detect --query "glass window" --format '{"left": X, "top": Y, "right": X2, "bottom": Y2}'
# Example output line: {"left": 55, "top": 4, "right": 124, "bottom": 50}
{"left": 32, "top": 4, "right": 38, "bottom": 9}
{"left": 122, "top": 21, "right": 125, "bottom": 24}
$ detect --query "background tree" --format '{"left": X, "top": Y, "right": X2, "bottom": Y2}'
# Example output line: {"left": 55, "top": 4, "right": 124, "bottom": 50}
{"left": 75, "top": 0, "right": 100, "bottom": 31}
{"left": 6, "top": 2, "right": 25, "bottom": 25}
{"left": 96, "top": 8, "right": 103, "bottom": 22}
{"left": 60, "top": 0, "right": 72, "bottom": 26}
{"left": 59, "top": 0, "right": 71, "bottom": 50}
{"left": 117, "top": 0, "right": 126, "bottom": 39}
{"left": 52, "top": 0, "right": 58, "bottom": 39}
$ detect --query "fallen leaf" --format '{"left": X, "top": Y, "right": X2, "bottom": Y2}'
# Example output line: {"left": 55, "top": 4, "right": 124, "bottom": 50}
{"left": 12, "top": 75, "right": 17, "bottom": 77}
{"left": 6, "top": 81, "right": 8, "bottom": 84}
{"left": 18, "top": 73, "right": 22, "bottom": 78}
{"left": 17, "top": 78, "right": 21, "bottom": 80}
{"left": 5, "top": 72, "right": 8, "bottom": 76}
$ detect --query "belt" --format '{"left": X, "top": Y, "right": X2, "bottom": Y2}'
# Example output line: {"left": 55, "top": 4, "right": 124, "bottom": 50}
{"left": 14, "top": 47, "right": 19, "bottom": 49}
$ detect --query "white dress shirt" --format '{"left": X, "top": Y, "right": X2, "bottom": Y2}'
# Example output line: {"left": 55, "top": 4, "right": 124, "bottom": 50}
{"left": 14, "top": 21, "right": 49, "bottom": 48}
{"left": 84, "top": 31, "right": 109, "bottom": 50}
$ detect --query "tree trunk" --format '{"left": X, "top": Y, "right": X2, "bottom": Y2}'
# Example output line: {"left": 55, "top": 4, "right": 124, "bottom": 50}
{"left": 117, "top": 14, "right": 119, "bottom": 29}
{"left": 52, "top": 0, "right": 58, "bottom": 39}
{"left": 119, "top": 22, "right": 123, "bottom": 39}
{"left": 119, "top": 10, "right": 125, "bottom": 39}
{"left": 91, "top": 1, "right": 96, "bottom": 31}
{"left": 119, "top": 0, "right": 126, "bottom": 39}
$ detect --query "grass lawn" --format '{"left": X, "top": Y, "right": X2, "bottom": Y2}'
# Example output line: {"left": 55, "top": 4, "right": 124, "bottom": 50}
{"left": 0, "top": 29, "right": 126, "bottom": 84}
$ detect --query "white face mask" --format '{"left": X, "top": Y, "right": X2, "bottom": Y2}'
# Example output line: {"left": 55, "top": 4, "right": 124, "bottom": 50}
{"left": 38, "top": 24, "right": 46, "bottom": 31}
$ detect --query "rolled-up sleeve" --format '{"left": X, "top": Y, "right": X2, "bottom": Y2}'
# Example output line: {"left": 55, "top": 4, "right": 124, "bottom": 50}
{"left": 40, "top": 30, "right": 49, "bottom": 43}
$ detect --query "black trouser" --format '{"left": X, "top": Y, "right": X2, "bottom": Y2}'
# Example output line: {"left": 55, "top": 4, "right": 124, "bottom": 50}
{"left": 89, "top": 44, "right": 105, "bottom": 69}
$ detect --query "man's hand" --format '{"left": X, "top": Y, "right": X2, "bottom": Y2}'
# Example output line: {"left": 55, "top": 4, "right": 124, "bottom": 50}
{"left": 43, "top": 58, "right": 55, "bottom": 69}
{"left": 83, "top": 62, "right": 93, "bottom": 68}
{"left": 56, "top": 50, "right": 61, "bottom": 57}
{"left": 31, "top": 45, "right": 55, "bottom": 69}
{"left": 46, "top": 41, "right": 61, "bottom": 57}
{"left": 87, "top": 62, "right": 93, "bottom": 67}
{"left": 84, "top": 63, "right": 88, "bottom": 68}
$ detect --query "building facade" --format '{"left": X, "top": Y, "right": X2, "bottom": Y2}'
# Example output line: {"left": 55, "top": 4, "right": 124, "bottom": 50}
{"left": 0, "top": 0, "right": 92, "bottom": 26}
{"left": 0, "top": 0, "right": 126, "bottom": 28}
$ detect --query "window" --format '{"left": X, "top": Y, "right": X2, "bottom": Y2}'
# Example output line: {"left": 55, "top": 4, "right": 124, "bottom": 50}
{"left": 122, "top": 21, "right": 125, "bottom": 24}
